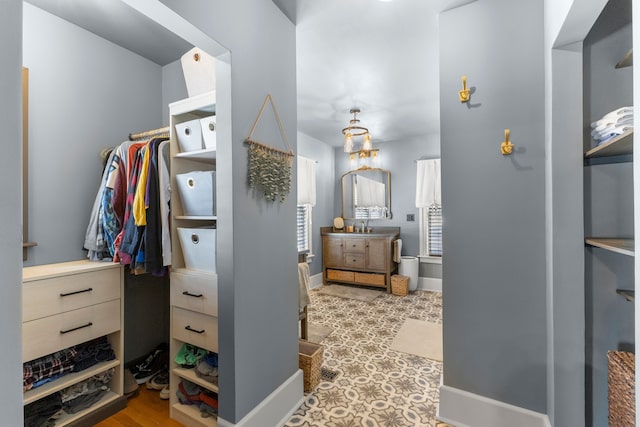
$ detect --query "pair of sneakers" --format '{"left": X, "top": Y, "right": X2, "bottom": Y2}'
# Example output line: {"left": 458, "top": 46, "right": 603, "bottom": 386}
{"left": 131, "top": 343, "right": 168, "bottom": 385}
{"left": 146, "top": 370, "right": 170, "bottom": 399}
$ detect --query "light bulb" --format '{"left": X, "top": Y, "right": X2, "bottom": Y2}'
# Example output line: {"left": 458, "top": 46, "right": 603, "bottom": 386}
{"left": 344, "top": 132, "right": 353, "bottom": 152}
{"left": 362, "top": 133, "right": 372, "bottom": 151}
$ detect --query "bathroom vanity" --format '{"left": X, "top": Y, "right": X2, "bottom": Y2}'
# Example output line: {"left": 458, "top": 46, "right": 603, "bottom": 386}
{"left": 321, "top": 226, "right": 400, "bottom": 293}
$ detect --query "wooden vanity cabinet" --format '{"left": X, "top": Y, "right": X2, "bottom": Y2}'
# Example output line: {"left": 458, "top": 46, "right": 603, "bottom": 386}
{"left": 321, "top": 226, "right": 400, "bottom": 292}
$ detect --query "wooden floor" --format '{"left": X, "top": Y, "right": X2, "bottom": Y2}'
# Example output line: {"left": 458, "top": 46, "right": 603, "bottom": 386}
{"left": 95, "top": 386, "right": 184, "bottom": 427}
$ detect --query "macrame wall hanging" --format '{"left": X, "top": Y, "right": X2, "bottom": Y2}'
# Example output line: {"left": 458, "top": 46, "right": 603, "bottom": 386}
{"left": 245, "top": 94, "right": 294, "bottom": 203}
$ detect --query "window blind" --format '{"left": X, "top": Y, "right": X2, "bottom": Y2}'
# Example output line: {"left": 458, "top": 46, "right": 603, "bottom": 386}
{"left": 297, "top": 204, "right": 310, "bottom": 252}
{"left": 428, "top": 204, "right": 442, "bottom": 256}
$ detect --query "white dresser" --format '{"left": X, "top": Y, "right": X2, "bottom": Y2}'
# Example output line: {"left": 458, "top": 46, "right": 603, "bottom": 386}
{"left": 22, "top": 260, "right": 125, "bottom": 425}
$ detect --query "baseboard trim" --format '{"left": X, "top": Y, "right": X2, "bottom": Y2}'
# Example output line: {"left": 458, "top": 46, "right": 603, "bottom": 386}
{"left": 437, "top": 385, "right": 551, "bottom": 427}
{"left": 313, "top": 274, "right": 441, "bottom": 292}
{"left": 418, "top": 277, "right": 442, "bottom": 292}
{"left": 217, "top": 370, "right": 304, "bottom": 427}
{"left": 309, "top": 272, "right": 323, "bottom": 289}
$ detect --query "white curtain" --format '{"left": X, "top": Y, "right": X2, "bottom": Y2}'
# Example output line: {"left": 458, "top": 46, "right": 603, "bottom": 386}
{"left": 356, "top": 174, "right": 385, "bottom": 207}
{"left": 297, "top": 155, "right": 317, "bottom": 206}
{"left": 416, "top": 158, "right": 441, "bottom": 207}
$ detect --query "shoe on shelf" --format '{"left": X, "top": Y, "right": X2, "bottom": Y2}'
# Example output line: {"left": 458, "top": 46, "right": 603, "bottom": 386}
{"left": 159, "top": 385, "right": 170, "bottom": 400}
{"left": 146, "top": 370, "right": 169, "bottom": 390}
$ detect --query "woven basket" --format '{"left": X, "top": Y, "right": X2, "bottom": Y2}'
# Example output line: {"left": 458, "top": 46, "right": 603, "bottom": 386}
{"left": 391, "top": 275, "right": 409, "bottom": 296}
{"left": 299, "top": 340, "right": 323, "bottom": 392}
{"left": 608, "top": 350, "right": 635, "bottom": 426}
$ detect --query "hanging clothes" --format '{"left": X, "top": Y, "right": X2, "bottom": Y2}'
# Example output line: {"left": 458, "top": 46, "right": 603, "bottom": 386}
{"left": 84, "top": 136, "right": 169, "bottom": 276}
{"left": 158, "top": 140, "right": 172, "bottom": 267}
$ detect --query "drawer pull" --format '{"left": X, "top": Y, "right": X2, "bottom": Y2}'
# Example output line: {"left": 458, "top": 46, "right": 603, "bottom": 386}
{"left": 60, "top": 322, "right": 93, "bottom": 334}
{"left": 59, "top": 288, "right": 93, "bottom": 297}
{"left": 185, "top": 325, "right": 205, "bottom": 334}
{"left": 182, "top": 291, "right": 204, "bottom": 298}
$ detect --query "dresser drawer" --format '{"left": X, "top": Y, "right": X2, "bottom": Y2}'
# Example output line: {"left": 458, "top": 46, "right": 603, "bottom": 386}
{"left": 354, "top": 272, "right": 386, "bottom": 287}
{"left": 172, "top": 307, "right": 218, "bottom": 353}
{"left": 343, "top": 238, "right": 365, "bottom": 253}
{"left": 343, "top": 253, "right": 365, "bottom": 268}
{"left": 171, "top": 270, "right": 218, "bottom": 316}
{"left": 23, "top": 268, "right": 121, "bottom": 322}
{"left": 23, "top": 299, "right": 121, "bottom": 362}
{"left": 327, "top": 269, "right": 354, "bottom": 282}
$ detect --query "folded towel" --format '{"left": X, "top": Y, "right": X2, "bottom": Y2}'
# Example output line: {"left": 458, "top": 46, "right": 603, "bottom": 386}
{"left": 393, "top": 239, "right": 402, "bottom": 263}
{"left": 298, "top": 262, "right": 311, "bottom": 311}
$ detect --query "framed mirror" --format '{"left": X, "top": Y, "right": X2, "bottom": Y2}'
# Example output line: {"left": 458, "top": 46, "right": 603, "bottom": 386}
{"left": 341, "top": 167, "right": 391, "bottom": 220}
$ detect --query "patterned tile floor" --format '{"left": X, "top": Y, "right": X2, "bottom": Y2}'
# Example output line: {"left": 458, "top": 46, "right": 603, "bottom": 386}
{"left": 285, "top": 286, "right": 445, "bottom": 427}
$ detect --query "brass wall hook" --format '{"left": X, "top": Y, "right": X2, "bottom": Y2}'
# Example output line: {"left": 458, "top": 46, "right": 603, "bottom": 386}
{"left": 458, "top": 75, "right": 470, "bottom": 102}
{"left": 501, "top": 129, "right": 514, "bottom": 155}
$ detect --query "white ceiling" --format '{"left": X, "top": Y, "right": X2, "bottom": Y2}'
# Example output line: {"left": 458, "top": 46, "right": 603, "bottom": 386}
{"left": 289, "top": 0, "right": 472, "bottom": 146}
{"left": 25, "top": 0, "right": 194, "bottom": 65}
{"left": 26, "top": 0, "right": 470, "bottom": 147}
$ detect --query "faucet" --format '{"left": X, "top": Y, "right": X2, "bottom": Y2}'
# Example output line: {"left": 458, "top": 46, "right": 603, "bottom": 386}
{"left": 360, "top": 221, "right": 365, "bottom": 233}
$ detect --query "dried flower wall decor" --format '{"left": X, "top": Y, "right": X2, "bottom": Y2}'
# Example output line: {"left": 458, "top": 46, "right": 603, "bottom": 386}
{"left": 245, "top": 94, "right": 294, "bottom": 203}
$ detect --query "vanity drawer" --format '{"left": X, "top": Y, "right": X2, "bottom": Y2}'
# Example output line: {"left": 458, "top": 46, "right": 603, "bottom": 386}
{"left": 354, "top": 272, "right": 386, "bottom": 287}
{"left": 343, "top": 253, "right": 365, "bottom": 268}
{"left": 23, "top": 268, "right": 121, "bottom": 322}
{"left": 327, "top": 269, "right": 354, "bottom": 282}
{"left": 172, "top": 307, "right": 218, "bottom": 353}
{"left": 171, "top": 270, "right": 218, "bottom": 316}
{"left": 23, "top": 299, "right": 121, "bottom": 362}
{"left": 343, "top": 238, "right": 365, "bottom": 253}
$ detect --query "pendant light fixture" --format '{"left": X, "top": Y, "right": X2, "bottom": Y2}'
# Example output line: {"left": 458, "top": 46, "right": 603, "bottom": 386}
{"left": 342, "top": 108, "right": 372, "bottom": 153}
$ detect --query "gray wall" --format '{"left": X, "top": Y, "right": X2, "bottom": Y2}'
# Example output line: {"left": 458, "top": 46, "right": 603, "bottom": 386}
{"left": 583, "top": 6, "right": 633, "bottom": 425}
{"left": 159, "top": 1, "right": 299, "bottom": 423}
{"left": 162, "top": 59, "right": 188, "bottom": 125}
{"left": 298, "top": 132, "right": 335, "bottom": 276}
{"left": 440, "top": 0, "right": 547, "bottom": 414}
{"left": 22, "top": 3, "right": 164, "bottom": 266}
{"left": 23, "top": 3, "right": 172, "bottom": 365}
{"left": 0, "top": 0, "right": 26, "bottom": 424}
{"left": 548, "top": 44, "right": 586, "bottom": 427}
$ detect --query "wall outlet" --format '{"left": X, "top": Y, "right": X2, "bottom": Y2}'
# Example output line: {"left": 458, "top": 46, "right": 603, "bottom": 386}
{"left": 406, "top": 214, "right": 415, "bottom": 222}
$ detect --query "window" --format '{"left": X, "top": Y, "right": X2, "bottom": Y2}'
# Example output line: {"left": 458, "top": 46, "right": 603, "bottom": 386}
{"left": 419, "top": 204, "right": 442, "bottom": 257}
{"left": 297, "top": 204, "right": 312, "bottom": 252}
{"left": 353, "top": 174, "right": 388, "bottom": 220}
{"left": 297, "top": 156, "right": 316, "bottom": 255}
{"left": 416, "top": 159, "right": 442, "bottom": 257}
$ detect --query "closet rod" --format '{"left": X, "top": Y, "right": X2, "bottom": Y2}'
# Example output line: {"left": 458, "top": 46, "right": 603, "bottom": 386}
{"left": 129, "top": 126, "right": 170, "bottom": 141}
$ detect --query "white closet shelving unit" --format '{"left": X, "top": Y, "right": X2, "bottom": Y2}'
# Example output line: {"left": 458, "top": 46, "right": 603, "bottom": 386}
{"left": 168, "top": 91, "right": 219, "bottom": 427}
{"left": 583, "top": 18, "right": 635, "bottom": 422}
{"left": 22, "top": 261, "right": 124, "bottom": 426}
